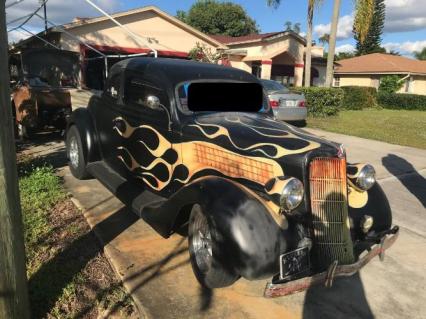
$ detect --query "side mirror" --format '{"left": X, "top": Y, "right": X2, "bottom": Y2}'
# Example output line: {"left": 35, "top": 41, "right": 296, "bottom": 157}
{"left": 146, "top": 95, "right": 161, "bottom": 110}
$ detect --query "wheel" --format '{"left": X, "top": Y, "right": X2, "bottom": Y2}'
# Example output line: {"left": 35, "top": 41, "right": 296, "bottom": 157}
{"left": 188, "top": 204, "right": 239, "bottom": 288}
{"left": 66, "top": 125, "right": 90, "bottom": 179}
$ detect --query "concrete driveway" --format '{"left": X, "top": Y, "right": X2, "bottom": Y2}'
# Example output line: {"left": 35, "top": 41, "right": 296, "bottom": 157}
{"left": 29, "top": 128, "right": 425, "bottom": 319}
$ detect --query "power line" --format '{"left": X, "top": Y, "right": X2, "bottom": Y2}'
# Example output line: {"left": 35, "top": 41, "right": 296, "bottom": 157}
{"left": 7, "top": 0, "right": 48, "bottom": 33}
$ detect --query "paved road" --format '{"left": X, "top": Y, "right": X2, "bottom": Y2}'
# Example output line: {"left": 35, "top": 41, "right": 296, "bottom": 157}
{"left": 22, "top": 129, "right": 426, "bottom": 319}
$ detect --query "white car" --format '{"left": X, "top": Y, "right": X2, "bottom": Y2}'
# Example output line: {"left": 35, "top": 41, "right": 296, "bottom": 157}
{"left": 261, "top": 79, "right": 307, "bottom": 124}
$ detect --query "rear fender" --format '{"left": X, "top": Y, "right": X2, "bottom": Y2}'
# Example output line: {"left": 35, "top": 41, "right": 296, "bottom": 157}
{"left": 66, "top": 107, "right": 100, "bottom": 163}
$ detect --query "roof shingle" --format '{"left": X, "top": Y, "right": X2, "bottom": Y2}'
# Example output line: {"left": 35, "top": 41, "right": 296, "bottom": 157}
{"left": 335, "top": 53, "right": 426, "bottom": 75}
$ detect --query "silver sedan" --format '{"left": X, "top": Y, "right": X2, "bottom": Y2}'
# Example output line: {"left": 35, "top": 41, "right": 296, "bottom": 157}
{"left": 261, "top": 79, "right": 307, "bottom": 123}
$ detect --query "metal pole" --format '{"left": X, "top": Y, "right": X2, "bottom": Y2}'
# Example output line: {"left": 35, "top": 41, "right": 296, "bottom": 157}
{"left": 83, "top": 0, "right": 158, "bottom": 58}
{"left": 43, "top": 1, "right": 47, "bottom": 34}
{"left": 0, "top": 1, "right": 30, "bottom": 318}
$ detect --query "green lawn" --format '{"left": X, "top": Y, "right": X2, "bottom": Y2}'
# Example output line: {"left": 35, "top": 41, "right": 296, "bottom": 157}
{"left": 307, "top": 109, "right": 426, "bottom": 149}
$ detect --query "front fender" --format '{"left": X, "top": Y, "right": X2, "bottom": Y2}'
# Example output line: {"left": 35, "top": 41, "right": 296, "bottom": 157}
{"left": 348, "top": 182, "right": 392, "bottom": 237}
{"left": 146, "top": 177, "right": 300, "bottom": 280}
{"left": 66, "top": 107, "right": 100, "bottom": 163}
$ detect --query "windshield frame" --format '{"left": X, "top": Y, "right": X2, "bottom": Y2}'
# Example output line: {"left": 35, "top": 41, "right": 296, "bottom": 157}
{"left": 175, "top": 79, "right": 272, "bottom": 116}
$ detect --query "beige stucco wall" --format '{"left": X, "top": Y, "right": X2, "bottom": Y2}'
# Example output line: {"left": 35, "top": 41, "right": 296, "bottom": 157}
{"left": 312, "top": 64, "right": 327, "bottom": 87}
{"left": 60, "top": 10, "right": 218, "bottom": 54}
{"left": 413, "top": 76, "right": 426, "bottom": 95}
{"left": 336, "top": 75, "right": 375, "bottom": 87}
{"left": 335, "top": 74, "right": 426, "bottom": 95}
{"left": 228, "top": 56, "right": 252, "bottom": 73}
{"left": 234, "top": 35, "right": 304, "bottom": 64}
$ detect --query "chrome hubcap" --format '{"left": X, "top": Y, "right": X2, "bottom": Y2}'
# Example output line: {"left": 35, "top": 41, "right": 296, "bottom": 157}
{"left": 191, "top": 209, "right": 213, "bottom": 274}
{"left": 69, "top": 137, "right": 79, "bottom": 168}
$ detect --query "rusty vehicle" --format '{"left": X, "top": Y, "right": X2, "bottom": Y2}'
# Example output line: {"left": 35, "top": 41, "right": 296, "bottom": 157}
{"left": 9, "top": 49, "right": 79, "bottom": 138}
{"left": 65, "top": 58, "right": 399, "bottom": 297}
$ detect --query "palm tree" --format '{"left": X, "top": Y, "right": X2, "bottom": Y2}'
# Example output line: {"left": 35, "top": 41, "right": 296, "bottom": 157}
{"left": 293, "top": 22, "right": 301, "bottom": 34}
{"left": 268, "top": 0, "right": 323, "bottom": 87}
{"left": 414, "top": 47, "right": 426, "bottom": 60}
{"left": 326, "top": 0, "right": 375, "bottom": 86}
{"left": 284, "top": 21, "right": 292, "bottom": 31}
{"left": 319, "top": 33, "right": 330, "bottom": 47}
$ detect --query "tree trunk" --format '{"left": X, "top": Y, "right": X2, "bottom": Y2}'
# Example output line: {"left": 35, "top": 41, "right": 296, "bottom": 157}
{"left": 304, "top": 16, "right": 313, "bottom": 87}
{"left": 325, "top": 0, "right": 342, "bottom": 87}
{"left": 0, "top": 2, "right": 30, "bottom": 318}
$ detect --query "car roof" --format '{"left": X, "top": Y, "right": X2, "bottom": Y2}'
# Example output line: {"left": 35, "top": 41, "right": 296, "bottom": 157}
{"left": 109, "top": 57, "right": 259, "bottom": 86}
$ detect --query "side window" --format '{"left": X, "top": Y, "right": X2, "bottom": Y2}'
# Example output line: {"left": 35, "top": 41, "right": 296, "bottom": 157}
{"left": 125, "top": 77, "right": 169, "bottom": 110}
{"left": 105, "top": 74, "right": 120, "bottom": 99}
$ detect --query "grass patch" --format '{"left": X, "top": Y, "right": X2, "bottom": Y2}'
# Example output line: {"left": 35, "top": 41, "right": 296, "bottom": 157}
{"left": 307, "top": 109, "right": 426, "bottom": 149}
{"left": 18, "top": 157, "right": 138, "bottom": 318}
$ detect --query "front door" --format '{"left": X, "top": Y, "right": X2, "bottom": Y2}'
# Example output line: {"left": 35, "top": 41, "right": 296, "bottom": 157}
{"left": 113, "top": 72, "right": 176, "bottom": 196}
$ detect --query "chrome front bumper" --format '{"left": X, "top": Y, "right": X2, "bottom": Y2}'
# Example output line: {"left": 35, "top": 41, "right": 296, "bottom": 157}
{"left": 264, "top": 226, "right": 399, "bottom": 298}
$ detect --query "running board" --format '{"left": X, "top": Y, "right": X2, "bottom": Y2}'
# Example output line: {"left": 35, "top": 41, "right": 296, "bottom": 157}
{"left": 87, "top": 161, "right": 166, "bottom": 217}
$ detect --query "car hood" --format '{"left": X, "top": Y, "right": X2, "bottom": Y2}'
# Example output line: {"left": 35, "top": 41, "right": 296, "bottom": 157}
{"left": 183, "top": 112, "right": 340, "bottom": 161}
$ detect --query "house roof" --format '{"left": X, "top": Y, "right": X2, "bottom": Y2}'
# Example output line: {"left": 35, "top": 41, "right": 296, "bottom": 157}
{"left": 62, "top": 5, "right": 226, "bottom": 48}
{"left": 11, "top": 5, "right": 226, "bottom": 51}
{"left": 335, "top": 53, "right": 426, "bottom": 75}
{"left": 210, "top": 31, "right": 306, "bottom": 46}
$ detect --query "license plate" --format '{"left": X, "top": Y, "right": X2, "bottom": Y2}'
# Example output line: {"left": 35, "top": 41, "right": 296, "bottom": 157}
{"left": 279, "top": 246, "right": 310, "bottom": 280}
{"left": 283, "top": 100, "right": 296, "bottom": 107}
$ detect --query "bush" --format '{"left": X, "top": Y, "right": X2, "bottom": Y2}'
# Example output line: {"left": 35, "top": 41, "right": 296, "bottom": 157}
{"left": 378, "top": 93, "right": 426, "bottom": 111}
{"left": 292, "top": 87, "right": 344, "bottom": 117}
{"left": 379, "top": 75, "right": 404, "bottom": 94}
{"left": 341, "top": 86, "right": 378, "bottom": 110}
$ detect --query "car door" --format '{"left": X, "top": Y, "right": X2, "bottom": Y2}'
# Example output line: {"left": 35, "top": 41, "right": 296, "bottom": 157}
{"left": 115, "top": 72, "right": 177, "bottom": 195}
{"left": 91, "top": 72, "right": 130, "bottom": 176}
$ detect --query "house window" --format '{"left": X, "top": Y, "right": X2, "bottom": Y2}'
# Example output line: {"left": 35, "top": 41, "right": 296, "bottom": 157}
{"left": 333, "top": 76, "right": 340, "bottom": 87}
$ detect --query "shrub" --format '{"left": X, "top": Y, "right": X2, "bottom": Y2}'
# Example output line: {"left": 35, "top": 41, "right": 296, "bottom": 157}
{"left": 379, "top": 75, "right": 404, "bottom": 94}
{"left": 341, "top": 86, "right": 378, "bottom": 110}
{"left": 378, "top": 93, "right": 426, "bottom": 111}
{"left": 292, "top": 87, "right": 344, "bottom": 117}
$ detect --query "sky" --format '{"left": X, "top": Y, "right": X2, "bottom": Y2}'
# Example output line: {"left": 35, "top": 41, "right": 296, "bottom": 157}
{"left": 6, "top": 0, "right": 426, "bottom": 56}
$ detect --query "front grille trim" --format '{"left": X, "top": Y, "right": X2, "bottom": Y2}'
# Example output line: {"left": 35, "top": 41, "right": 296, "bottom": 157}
{"left": 309, "top": 157, "right": 355, "bottom": 269}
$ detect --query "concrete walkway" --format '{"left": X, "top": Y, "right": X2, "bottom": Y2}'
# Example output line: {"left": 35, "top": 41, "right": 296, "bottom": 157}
{"left": 52, "top": 129, "right": 426, "bottom": 319}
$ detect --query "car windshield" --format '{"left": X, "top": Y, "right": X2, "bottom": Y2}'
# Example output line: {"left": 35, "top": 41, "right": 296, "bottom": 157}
{"left": 261, "top": 79, "right": 290, "bottom": 93}
{"left": 176, "top": 81, "right": 271, "bottom": 113}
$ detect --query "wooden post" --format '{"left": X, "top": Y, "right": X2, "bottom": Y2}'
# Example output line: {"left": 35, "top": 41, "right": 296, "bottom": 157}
{"left": 0, "top": 2, "right": 30, "bottom": 318}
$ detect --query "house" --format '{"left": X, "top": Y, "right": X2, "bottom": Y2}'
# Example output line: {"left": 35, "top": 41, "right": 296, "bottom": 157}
{"left": 334, "top": 53, "right": 426, "bottom": 95}
{"left": 9, "top": 5, "right": 326, "bottom": 89}
{"left": 211, "top": 33, "right": 327, "bottom": 87}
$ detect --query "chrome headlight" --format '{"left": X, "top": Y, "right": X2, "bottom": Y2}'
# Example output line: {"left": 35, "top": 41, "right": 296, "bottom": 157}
{"left": 356, "top": 164, "right": 376, "bottom": 190}
{"left": 280, "top": 178, "right": 304, "bottom": 212}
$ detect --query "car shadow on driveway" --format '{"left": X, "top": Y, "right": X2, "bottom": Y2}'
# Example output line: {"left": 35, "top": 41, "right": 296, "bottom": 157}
{"left": 382, "top": 154, "right": 426, "bottom": 208}
{"left": 303, "top": 273, "right": 374, "bottom": 319}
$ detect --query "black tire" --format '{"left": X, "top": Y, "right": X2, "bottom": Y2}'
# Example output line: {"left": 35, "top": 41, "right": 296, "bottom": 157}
{"left": 66, "top": 125, "right": 90, "bottom": 179}
{"left": 188, "top": 204, "right": 239, "bottom": 289}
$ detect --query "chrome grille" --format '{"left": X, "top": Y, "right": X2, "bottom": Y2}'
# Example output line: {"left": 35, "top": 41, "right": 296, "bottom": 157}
{"left": 309, "top": 157, "right": 354, "bottom": 268}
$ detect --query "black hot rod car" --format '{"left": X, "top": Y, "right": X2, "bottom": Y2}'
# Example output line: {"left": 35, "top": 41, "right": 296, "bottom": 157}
{"left": 65, "top": 58, "right": 398, "bottom": 297}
